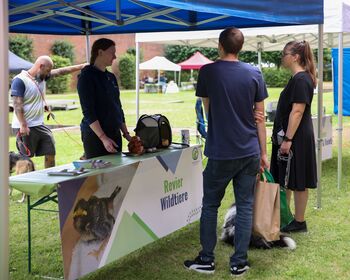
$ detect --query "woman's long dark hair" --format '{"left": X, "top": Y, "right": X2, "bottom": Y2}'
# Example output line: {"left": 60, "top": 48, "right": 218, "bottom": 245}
{"left": 90, "top": 38, "right": 115, "bottom": 64}
{"left": 285, "top": 40, "right": 317, "bottom": 88}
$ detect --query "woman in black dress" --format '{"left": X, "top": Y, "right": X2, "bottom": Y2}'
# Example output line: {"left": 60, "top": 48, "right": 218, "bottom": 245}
{"left": 270, "top": 40, "right": 317, "bottom": 233}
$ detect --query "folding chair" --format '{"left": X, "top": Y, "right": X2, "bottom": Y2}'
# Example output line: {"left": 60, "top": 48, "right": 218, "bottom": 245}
{"left": 195, "top": 98, "right": 207, "bottom": 144}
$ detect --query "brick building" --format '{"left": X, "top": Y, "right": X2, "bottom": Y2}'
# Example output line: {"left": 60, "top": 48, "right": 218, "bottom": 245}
{"left": 10, "top": 33, "right": 164, "bottom": 90}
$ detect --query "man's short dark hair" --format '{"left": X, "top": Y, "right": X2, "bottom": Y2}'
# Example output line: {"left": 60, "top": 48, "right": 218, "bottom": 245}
{"left": 219, "top": 28, "right": 244, "bottom": 55}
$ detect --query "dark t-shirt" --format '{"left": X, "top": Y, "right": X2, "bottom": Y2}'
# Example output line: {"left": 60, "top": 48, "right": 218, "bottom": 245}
{"left": 77, "top": 65, "right": 125, "bottom": 133}
{"left": 196, "top": 60, "right": 268, "bottom": 160}
{"left": 272, "top": 71, "right": 314, "bottom": 139}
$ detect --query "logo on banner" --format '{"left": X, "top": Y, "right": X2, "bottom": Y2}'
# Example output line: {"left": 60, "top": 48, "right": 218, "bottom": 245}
{"left": 192, "top": 147, "right": 199, "bottom": 160}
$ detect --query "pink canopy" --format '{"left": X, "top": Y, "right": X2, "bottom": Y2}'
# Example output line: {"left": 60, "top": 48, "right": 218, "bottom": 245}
{"left": 178, "top": 51, "right": 213, "bottom": 70}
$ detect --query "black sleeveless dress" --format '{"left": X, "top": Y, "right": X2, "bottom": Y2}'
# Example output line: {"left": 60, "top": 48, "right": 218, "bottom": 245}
{"left": 270, "top": 72, "right": 317, "bottom": 191}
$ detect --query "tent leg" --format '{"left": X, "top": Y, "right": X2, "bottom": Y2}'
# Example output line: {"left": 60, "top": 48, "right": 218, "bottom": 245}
{"left": 0, "top": 1, "right": 9, "bottom": 279}
{"left": 136, "top": 42, "right": 140, "bottom": 123}
{"left": 257, "top": 42, "right": 262, "bottom": 70}
{"left": 178, "top": 71, "right": 181, "bottom": 87}
{"left": 337, "top": 32, "right": 343, "bottom": 190}
{"left": 27, "top": 196, "right": 32, "bottom": 273}
{"left": 316, "top": 24, "right": 324, "bottom": 209}
{"left": 85, "top": 32, "right": 91, "bottom": 63}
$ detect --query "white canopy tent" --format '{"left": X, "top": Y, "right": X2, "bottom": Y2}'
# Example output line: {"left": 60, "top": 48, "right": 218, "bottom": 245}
{"left": 139, "top": 56, "right": 180, "bottom": 84}
{"left": 136, "top": 0, "right": 350, "bottom": 206}
{"left": 136, "top": 0, "right": 350, "bottom": 51}
{"left": 139, "top": 56, "right": 181, "bottom": 71}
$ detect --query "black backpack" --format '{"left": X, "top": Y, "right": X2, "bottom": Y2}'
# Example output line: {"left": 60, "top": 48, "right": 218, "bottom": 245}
{"left": 134, "top": 114, "right": 172, "bottom": 149}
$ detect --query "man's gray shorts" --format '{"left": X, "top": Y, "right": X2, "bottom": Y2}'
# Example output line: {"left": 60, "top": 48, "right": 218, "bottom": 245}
{"left": 14, "top": 125, "right": 56, "bottom": 157}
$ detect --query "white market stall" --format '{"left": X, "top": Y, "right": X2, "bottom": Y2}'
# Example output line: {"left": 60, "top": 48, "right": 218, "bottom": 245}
{"left": 139, "top": 56, "right": 180, "bottom": 93}
{"left": 136, "top": 0, "right": 350, "bottom": 199}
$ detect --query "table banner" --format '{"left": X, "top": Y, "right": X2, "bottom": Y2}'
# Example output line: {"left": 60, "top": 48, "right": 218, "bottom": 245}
{"left": 57, "top": 146, "right": 203, "bottom": 279}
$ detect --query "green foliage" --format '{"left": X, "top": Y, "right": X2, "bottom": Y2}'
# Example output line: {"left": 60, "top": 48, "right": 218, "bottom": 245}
{"left": 51, "top": 40, "right": 75, "bottom": 62}
{"left": 9, "top": 35, "right": 33, "bottom": 62}
{"left": 165, "top": 45, "right": 218, "bottom": 63}
{"left": 262, "top": 67, "right": 291, "bottom": 87}
{"left": 263, "top": 51, "right": 283, "bottom": 68}
{"left": 314, "top": 48, "right": 332, "bottom": 81}
{"left": 46, "top": 55, "right": 71, "bottom": 94}
{"left": 126, "top": 47, "right": 144, "bottom": 62}
{"left": 165, "top": 70, "right": 197, "bottom": 83}
{"left": 240, "top": 51, "right": 282, "bottom": 68}
{"left": 118, "top": 53, "right": 136, "bottom": 89}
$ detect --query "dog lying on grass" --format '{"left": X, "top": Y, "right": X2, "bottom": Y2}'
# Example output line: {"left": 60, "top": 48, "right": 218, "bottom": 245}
{"left": 9, "top": 151, "right": 35, "bottom": 203}
{"left": 221, "top": 204, "right": 296, "bottom": 250}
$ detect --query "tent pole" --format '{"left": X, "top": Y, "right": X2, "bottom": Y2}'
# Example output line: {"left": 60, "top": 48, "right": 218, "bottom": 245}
{"left": 337, "top": 32, "right": 343, "bottom": 190}
{"left": 257, "top": 42, "right": 262, "bottom": 70}
{"left": 84, "top": 20, "right": 91, "bottom": 63}
{"left": 0, "top": 0, "right": 9, "bottom": 279}
{"left": 316, "top": 24, "right": 324, "bottom": 209}
{"left": 178, "top": 70, "right": 181, "bottom": 86}
{"left": 174, "top": 71, "right": 176, "bottom": 83}
{"left": 136, "top": 41, "right": 140, "bottom": 122}
{"left": 85, "top": 32, "right": 91, "bottom": 63}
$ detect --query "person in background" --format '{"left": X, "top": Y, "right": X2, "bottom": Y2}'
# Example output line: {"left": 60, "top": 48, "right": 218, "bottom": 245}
{"left": 159, "top": 73, "right": 167, "bottom": 93}
{"left": 270, "top": 40, "right": 317, "bottom": 233}
{"left": 77, "top": 38, "right": 132, "bottom": 159}
{"left": 184, "top": 27, "right": 269, "bottom": 277}
{"left": 11, "top": 55, "right": 86, "bottom": 168}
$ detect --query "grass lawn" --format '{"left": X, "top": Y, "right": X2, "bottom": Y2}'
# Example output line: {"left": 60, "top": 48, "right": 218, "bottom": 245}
{"left": 8, "top": 88, "right": 350, "bottom": 279}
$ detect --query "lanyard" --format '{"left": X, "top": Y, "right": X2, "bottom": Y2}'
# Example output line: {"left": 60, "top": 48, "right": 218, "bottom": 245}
{"left": 25, "top": 71, "right": 55, "bottom": 120}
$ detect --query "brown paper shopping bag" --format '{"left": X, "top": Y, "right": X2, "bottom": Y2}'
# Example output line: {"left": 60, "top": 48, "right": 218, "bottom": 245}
{"left": 252, "top": 170, "right": 280, "bottom": 241}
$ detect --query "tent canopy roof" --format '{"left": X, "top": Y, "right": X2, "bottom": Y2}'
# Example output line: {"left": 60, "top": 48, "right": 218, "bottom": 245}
{"left": 178, "top": 51, "right": 213, "bottom": 70}
{"left": 9, "top": 51, "right": 33, "bottom": 74}
{"left": 139, "top": 56, "right": 180, "bottom": 71}
{"left": 9, "top": 0, "right": 323, "bottom": 35}
{"left": 136, "top": 0, "right": 350, "bottom": 51}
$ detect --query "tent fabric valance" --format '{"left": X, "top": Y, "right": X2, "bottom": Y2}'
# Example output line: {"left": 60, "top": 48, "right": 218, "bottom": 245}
{"left": 178, "top": 51, "right": 213, "bottom": 70}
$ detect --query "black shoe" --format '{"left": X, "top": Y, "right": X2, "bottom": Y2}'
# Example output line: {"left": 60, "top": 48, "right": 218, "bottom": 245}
{"left": 281, "top": 219, "right": 307, "bottom": 233}
{"left": 184, "top": 256, "right": 215, "bottom": 274}
{"left": 230, "top": 263, "right": 250, "bottom": 277}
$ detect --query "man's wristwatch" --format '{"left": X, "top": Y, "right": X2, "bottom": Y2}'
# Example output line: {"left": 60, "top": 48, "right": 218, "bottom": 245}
{"left": 283, "top": 135, "right": 293, "bottom": 142}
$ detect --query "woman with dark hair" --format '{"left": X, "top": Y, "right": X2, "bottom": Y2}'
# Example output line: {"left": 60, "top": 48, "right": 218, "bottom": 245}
{"left": 77, "top": 38, "right": 132, "bottom": 159}
{"left": 270, "top": 40, "right": 317, "bottom": 233}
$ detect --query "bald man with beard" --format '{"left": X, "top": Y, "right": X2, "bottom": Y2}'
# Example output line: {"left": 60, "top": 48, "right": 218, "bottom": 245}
{"left": 11, "top": 55, "right": 86, "bottom": 168}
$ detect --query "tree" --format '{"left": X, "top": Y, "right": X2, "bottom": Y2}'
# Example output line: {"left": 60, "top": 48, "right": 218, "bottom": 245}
{"left": 165, "top": 45, "right": 218, "bottom": 63}
{"left": 126, "top": 47, "right": 144, "bottom": 62}
{"left": 239, "top": 51, "right": 282, "bottom": 68}
{"left": 9, "top": 35, "right": 33, "bottom": 62}
{"left": 313, "top": 48, "right": 332, "bottom": 81}
{"left": 46, "top": 56, "right": 72, "bottom": 94}
{"left": 118, "top": 53, "right": 136, "bottom": 89}
{"left": 51, "top": 40, "right": 75, "bottom": 63}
